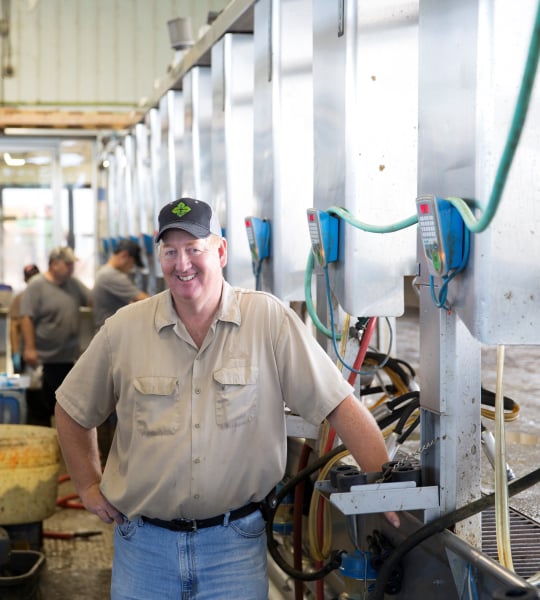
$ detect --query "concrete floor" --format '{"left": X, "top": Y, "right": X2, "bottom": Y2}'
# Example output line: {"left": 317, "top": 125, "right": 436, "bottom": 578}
{"left": 3, "top": 307, "right": 540, "bottom": 599}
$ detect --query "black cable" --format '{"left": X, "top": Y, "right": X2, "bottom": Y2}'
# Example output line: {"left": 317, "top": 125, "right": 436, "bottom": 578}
{"left": 397, "top": 415, "right": 420, "bottom": 445}
{"left": 481, "top": 386, "right": 518, "bottom": 412}
{"left": 360, "top": 384, "right": 400, "bottom": 397}
{"left": 393, "top": 357, "right": 416, "bottom": 379}
{"left": 372, "top": 466, "right": 540, "bottom": 600}
{"left": 386, "top": 391, "right": 420, "bottom": 412}
{"left": 265, "top": 443, "right": 348, "bottom": 581}
{"left": 364, "top": 351, "right": 413, "bottom": 389}
{"left": 393, "top": 398, "right": 419, "bottom": 436}
{"left": 375, "top": 393, "right": 420, "bottom": 432}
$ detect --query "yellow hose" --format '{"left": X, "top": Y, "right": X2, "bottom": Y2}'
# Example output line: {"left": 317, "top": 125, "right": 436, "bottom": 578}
{"left": 307, "top": 449, "right": 350, "bottom": 560}
{"left": 309, "top": 324, "right": 416, "bottom": 563}
{"left": 481, "top": 402, "right": 520, "bottom": 422}
{"left": 494, "top": 344, "right": 514, "bottom": 571}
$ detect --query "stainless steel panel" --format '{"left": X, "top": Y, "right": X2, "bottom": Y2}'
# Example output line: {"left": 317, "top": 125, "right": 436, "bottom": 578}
{"left": 147, "top": 108, "right": 162, "bottom": 224}
{"left": 419, "top": 284, "right": 482, "bottom": 542}
{"left": 134, "top": 122, "right": 159, "bottom": 293}
{"left": 134, "top": 123, "right": 153, "bottom": 235}
{"left": 123, "top": 134, "right": 137, "bottom": 236}
{"left": 253, "top": 0, "right": 313, "bottom": 301}
{"left": 211, "top": 33, "right": 256, "bottom": 289}
{"left": 312, "top": 0, "right": 418, "bottom": 317}
{"left": 159, "top": 90, "right": 184, "bottom": 204}
{"left": 418, "top": 0, "right": 540, "bottom": 344}
{"left": 147, "top": 108, "right": 164, "bottom": 277}
{"left": 182, "top": 66, "right": 213, "bottom": 203}
{"left": 112, "top": 144, "right": 127, "bottom": 236}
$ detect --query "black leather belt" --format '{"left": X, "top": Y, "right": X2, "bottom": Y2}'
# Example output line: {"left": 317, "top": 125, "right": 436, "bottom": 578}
{"left": 141, "top": 502, "right": 260, "bottom": 532}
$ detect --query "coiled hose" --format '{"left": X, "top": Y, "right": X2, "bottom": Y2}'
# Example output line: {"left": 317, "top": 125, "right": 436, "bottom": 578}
{"left": 266, "top": 443, "right": 348, "bottom": 581}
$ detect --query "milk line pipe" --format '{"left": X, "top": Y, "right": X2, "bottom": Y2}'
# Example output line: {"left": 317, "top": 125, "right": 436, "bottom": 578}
{"left": 372, "top": 465, "right": 540, "bottom": 600}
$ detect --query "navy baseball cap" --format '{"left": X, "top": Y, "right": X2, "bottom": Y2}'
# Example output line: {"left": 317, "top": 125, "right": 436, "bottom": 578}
{"left": 115, "top": 239, "right": 144, "bottom": 268}
{"left": 23, "top": 264, "right": 40, "bottom": 282}
{"left": 155, "top": 198, "right": 221, "bottom": 242}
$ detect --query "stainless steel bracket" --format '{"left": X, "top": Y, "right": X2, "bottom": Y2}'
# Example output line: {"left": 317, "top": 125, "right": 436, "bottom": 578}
{"left": 315, "top": 480, "right": 440, "bottom": 515}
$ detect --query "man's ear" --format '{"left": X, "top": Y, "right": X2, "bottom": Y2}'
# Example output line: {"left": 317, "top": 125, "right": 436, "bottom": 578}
{"left": 218, "top": 238, "right": 228, "bottom": 268}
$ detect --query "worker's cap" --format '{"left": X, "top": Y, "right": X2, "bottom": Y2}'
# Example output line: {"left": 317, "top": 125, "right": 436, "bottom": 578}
{"left": 49, "top": 246, "right": 76, "bottom": 264}
{"left": 155, "top": 198, "right": 221, "bottom": 243}
{"left": 23, "top": 264, "right": 39, "bottom": 282}
{"left": 115, "top": 238, "right": 144, "bottom": 268}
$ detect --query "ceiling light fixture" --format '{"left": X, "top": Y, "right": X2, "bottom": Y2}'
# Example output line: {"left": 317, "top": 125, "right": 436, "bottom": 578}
{"left": 3, "top": 152, "right": 25, "bottom": 166}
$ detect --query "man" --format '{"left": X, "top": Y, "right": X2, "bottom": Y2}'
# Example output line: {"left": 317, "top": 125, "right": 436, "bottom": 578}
{"left": 92, "top": 238, "right": 149, "bottom": 462}
{"left": 21, "top": 246, "right": 91, "bottom": 426}
{"left": 55, "top": 198, "right": 399, "bottom": 599}
{"left": 93, "top": 238, "right": 149, "bottom": 331}
{"left": 9, "top": 263, "right": 40, "bottom": 373}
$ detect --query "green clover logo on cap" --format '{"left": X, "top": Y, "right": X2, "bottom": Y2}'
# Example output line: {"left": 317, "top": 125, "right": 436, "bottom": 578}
{"left": 172, "top": 201, "right": 192, "bottom": 218}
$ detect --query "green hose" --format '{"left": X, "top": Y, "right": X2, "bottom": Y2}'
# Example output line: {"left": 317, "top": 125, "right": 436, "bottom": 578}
{"left": 304, "top": 251, "right": 340, "bottom": 340}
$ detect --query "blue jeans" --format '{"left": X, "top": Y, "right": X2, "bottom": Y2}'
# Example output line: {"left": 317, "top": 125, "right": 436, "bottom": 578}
{"left": 111, "top": 511, "right": 268, "bottom": 599}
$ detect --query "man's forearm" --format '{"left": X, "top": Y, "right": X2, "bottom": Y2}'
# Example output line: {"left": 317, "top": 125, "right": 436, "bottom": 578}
{"left": 54, "top": 403, "right": 102, "bottom": 496}
{"left": 327, "top": 394, "right": 391, "bottom": 474}
{"left": 328, "top": 394, "right": 401, "bottom": 528}
{"left": 20, "top": 316, "right": 36, "bottom": 352}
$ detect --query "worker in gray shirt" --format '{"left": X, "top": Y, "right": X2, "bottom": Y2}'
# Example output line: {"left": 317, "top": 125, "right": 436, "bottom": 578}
{"left": 93, "top": 239, "right": 149, "bottom": 330}
{"left": 21, "top": 246, "right": 92, "bottom": 426}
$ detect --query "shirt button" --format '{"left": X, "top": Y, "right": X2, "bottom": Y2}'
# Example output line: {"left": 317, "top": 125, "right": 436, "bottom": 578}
{"left": 194, "top": 388, "right": 200, "bottom": 394}
{"left": 194, "top": 423, "right": 200, "bottom": 429}
{"left": 194, "top": 494, "right": 200, "bottom": 500}
{"left": 194, "top": 458, "right": 200, "bottom": 464}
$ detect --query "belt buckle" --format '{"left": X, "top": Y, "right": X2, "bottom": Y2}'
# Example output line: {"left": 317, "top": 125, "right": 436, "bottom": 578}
{"left": 175, "top": 518, "right": 197, "bottom": 532}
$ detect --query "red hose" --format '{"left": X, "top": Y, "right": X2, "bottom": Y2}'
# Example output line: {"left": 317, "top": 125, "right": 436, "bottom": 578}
{"left": 313, "top": 317, "right": 377, "bottom": 599}
{"left": 56, "top": 492, "right": 85, "bottom": 510}
{"left": 293, "top": 443, "right": 312, "bottom": 600}
{"left": 348, "top": 317, "right": 377, "bottom": 387}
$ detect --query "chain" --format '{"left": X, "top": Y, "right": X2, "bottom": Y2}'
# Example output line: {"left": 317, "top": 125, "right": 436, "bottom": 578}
{"left": 378, "top": 437, "right": 439, "bottom": 483}
{"left": 399, "top": 436, "right": 438, "bottom": 464}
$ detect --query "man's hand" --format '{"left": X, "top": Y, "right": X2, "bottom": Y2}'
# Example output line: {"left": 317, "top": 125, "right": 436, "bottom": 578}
{"left": 23, "top": 347, "right": 39, "bottom": 368}
{"left": 80, "top": 482, "right": 123, "bottom": 525}
{"left": 384, "top": 511, "right": 400, "bottom": 528}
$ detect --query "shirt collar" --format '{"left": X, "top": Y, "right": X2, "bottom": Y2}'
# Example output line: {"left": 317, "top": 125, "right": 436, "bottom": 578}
{"left": 154, "top": 281, "right": 241, "bottom": 333}
{"left": 216, "top": 281, "right": 242, "bottom": 326}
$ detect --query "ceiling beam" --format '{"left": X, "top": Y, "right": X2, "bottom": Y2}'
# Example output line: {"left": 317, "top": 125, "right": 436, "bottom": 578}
{"left": 0, "top": 108, "right": 143, "bottom": 131}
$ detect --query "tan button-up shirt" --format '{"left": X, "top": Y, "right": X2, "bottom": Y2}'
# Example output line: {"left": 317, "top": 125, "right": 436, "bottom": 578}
{"left": 56, "top": 282, "right": 353, "bottom": 520}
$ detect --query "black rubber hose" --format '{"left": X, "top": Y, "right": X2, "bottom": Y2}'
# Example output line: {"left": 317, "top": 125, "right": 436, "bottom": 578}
{"left": 385, "top": 391, "right": 420, "bottom": 412}
{"left": 397, "top": 415, "right": 420, "bottom": 445}
{"left": 372, "top": 466, "right": 540, "bottom": 599}
{"left": 364, "top": 351, "right": 413, "bottom": 388}
{"left": 375, "top": 396, "right": 420, "bottom": 432}
{"left": 481, "top": 386, "right": 518, "bottom": 412}
{"left": 393, "top": 397, "right": 420, "bottom": 436}
{"left": 265, "top": 443, "right": 347, "bottom": 581}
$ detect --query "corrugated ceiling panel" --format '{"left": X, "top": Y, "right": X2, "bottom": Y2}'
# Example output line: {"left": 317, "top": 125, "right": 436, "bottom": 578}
{"left": 1, "top": 0, "right": 230, "bottom": 108}
{"left": 58, "top": 0, "right": 80, "bottom": 103}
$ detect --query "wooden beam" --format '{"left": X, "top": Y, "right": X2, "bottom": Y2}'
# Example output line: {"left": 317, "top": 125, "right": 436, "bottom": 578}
{"left": 0, "top": 108, "right": 144, "bottom": 130}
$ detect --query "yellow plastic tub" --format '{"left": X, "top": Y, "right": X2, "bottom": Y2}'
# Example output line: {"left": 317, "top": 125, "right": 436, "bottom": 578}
{"left": 0, "top": 425, "right": 60, "bottom": 525}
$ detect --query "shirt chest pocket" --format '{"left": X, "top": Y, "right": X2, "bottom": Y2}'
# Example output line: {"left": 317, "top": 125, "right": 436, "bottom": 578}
{"left": 133, "top": 376, "right": 181, "bottom": 435}
{"left": 213, "top": 366, "right": 258, "bottom": 428}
